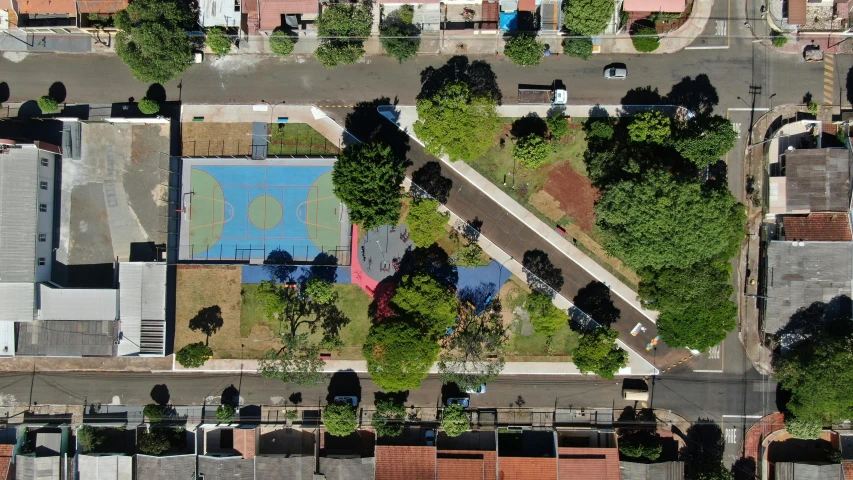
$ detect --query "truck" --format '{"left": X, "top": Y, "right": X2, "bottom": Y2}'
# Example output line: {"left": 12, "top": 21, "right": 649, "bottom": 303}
{"left": 517, "top": 82, "right": 567, "bottom": 105}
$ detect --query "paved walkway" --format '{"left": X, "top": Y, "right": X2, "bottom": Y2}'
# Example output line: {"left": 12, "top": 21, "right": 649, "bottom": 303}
{"left": 605, "top": 0, "right": 713, "bottom": 54}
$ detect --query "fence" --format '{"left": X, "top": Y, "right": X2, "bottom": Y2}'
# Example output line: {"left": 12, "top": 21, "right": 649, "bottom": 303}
{"left": 177, "top": 244, "right": 351, "bottom": 265}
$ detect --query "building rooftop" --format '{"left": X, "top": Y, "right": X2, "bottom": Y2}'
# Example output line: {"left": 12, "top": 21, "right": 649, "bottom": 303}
{"left": 318, "top": 456, "right": 375, "bottom": 480}
{"left": 259, "top": 0, "right": 318, "bottom": 30}
{"left": 0, "top": 283, "right": 35, "bottom": 322}
{"left": 437, "top": 449, "right": 497, "bottom": 480}
{"left": 780, "top": 213, "right": 853, "bottom": 242}
{"left": 0, "top": 145, "right": 40, "bottom": 284}
{"left": 788, "top": 0, "right": 806, "bottom": 24}
{"left": 197, "top": 456, "right": 254, "bottom": 480}
{"left": 16, "top": 456, "right": 60, "bottom": 480}
{"left": 765, "top": 241, "right": 853, "bottom": 334}
{"left": 255, "top": 455, "right": 314, "bottom": 480}
{"left": 622, "top": 0, "right": 686, "bottom": 11}
{"left": 136, "top": 454, "right": 195, "bottom": 480}
{"left": 205, "top": 427, "right": 257, "bottom": 459}
{"left": 785, "top": 148, "right": 851, "bottom": 213}
{"left": 75, "top": 0, "right": 128, "bottom": 13}
{"left": 376, "top": 445, "right": 436, "bottom": 480}
{"left": 776, "top": 462, "right": 843, "bottom": 480}
{"left": 498, "top": 457, "right": 557, "bottom": 480}
{"left": 0, "top": 444, "right": 13, "bottom": 480}
{"left": 117, "top": 262, "right": 167, "bottom": 356}
{"left": 16, "top": 320, "right": 116, "bottom": 356}
{"left": 557, "top": 447, "right": 620, "bottom": 480}
{"left": 38, "top": 285, "right": 117, "bottom": 321}
{"left": 16, "top": 0, "right": 75, "bottom": 14}
{"left": 199, "top": 0, "right": 241, "bottom": 27}
{"left": 77, "top": 455, "right": 133, "bottom": 480}
{"left": 620, "top": 461, "right": 685, "bottom": 480}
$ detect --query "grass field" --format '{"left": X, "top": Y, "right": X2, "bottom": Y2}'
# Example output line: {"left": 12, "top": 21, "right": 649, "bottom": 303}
{"left": 181, "top": 122, "right": 254, "bottom": 156}
{"left": 267, "top": 123, "right": 341, "bottom": 156}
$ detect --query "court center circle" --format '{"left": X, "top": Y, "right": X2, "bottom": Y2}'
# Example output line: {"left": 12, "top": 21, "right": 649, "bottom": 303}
{"left": 248, "top": 195, "right": 283, "bottom": 230}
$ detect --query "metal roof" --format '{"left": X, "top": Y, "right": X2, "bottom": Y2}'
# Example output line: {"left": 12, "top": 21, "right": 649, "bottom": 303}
{"left": 785, "top": 148, "right": 851, "bottom": 213}
{"left": 319, "top": 457, "right": 376, "bottom": 480}
{"left": 199, "top": 0, "right": 242, "bottom": 27}
{"left": 198, "top": 456, "right": 255, "bottom": 480}
{"left": 0, "top": 283, "right": 34, "bottom": 321}
{"left": 776, "top": 463, "right": 843, "bottom": 480}
{"left": 118, "top": 262, "right": 166, "bottom": 356}
{"left": 16, "top": 320, "right": 116, "bottom": 356}
{"left": 0, "top": 321, "right": 14, "bottom": 356}
{"left": 15, "top": 456, "right": 60, "bottom": 480}
{"left": 0, "top": 146, "right": 39, "bottom": 283}
{"left": 619, "top": 461, "right": 685, "bottom": 480}
{"left": 38, "top": 284, "right": 118, "bottom": 321}
{"left": 136, "top": 455, "right": 196, "bottom": 480}
{"left": 765, "top": 241, "right": 853, "bottom": 334}
{"left": 256, "top": 456, "right": 315, "bottom": 480}
{"left": 77, "top": 455, "right": 133, "bottom": 480}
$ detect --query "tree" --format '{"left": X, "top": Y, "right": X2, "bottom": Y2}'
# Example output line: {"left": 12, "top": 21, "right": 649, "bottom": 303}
{"left": 216, "top": 404, "right": 235, "bottom": 424}
{"left": 315, "top": 4, "right": 372, "bottom": 68}
{"left": 175, "top": 342, "right": 212, "bottom": 368}
{"left": 774, "top": 333, "right": 853, "bottom": 425}
{"left": 362, "top": 319, "right": 440, "bottom": 392}
{"left": 440, "top": 404, "right": 470, "bottom": 437}
{"left": 314, "top": 40, "right": 365, "bottom": 68}
{"left": 784, "top": 417, "right": 822, "bottom": 440}
{"left": 563, "top": 0, "right": 614, "bottom": 36}
{"left": 137, "top": 428, "right": 172, "bottom": 455}
{"left": 323, "top": 402, "right": 358, "bottom": 437}
{"left": 562, "top": 36, "right": 593, "bottom": 60}
{"left": 595, "top": 171, "right": 746, "bottom": 270}
{"left": 77, "top": 426, "right": 105, "bottom": 454}
{"left": 513, "top": 134, "right": 551, "bottom": 168}
{"left": 254, "top": 280, "right": 350, "bottom": 346}
{"left": 407, "top": 199, "right": 449, "bottom": 247}
{"left": 372, "top": 399, "right": 406, "bottom": 437}
{"left": 674, "top": 115, "right": 737, "bottom": 168}
{"left": 391, "top": 272, "right": 458, "bottom": 336}
{"left": 628, "top": 111, "right": 671, "bottom": 144}
{"left": 144, "top": 404, "right": 167, "bottom": 423}
{"left": 438, "top": 300, "right": 506, "bottom": 391}
{"left": 572, "top": 327, "right": 627, "bottom": 379}
{"left": 37, "top": 96, "right": 58, "bottom": 114}
{"left": 380, "top": 14, "right": 420, "bottom": 64}
{"left": 632, "top": 26, "right": 660, "bottom": 53}
{"left": 332, "top": 141, "right": 406, "bottom": 230}
{"left": 206, "top": 27, "right": 231, "bottom": 56}
{"left": 658, "top": 303, "right": 736, "bottom": 351}
{"left": 138, "top": 98, "right": 160, "bottom": 115}
{"left": 305, "top": 278, "right": 335, "bottom": 305}
{"left": 638, "top": 262, "right": 733, "bottom": 317}
{"left": 526, "top": 292, "right": 568, "bottom": 337}
{"left": 619, "top": 434, "right": 663, "bottom": 460}
{"left": 259, "top": 334, "right": 327, "bottom": 386}
{"left": 503, "top": 34, "right": 545, "bottom": 66}
{"left": 415, "top": 81, "right": 501, "bottom": 162}
{"left": 546, "top": 114, "right": 569, "bottom": 140}
{"left": 115, "top": 0, "right": 194, "bottom": 83}
{"left": 269, "top": 30, "right": 295, "bottom": 56}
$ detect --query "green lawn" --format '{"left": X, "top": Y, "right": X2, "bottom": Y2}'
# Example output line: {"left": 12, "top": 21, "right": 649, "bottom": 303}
{"left": 267, "top": 123, "right": 341, "bottom": 156}
{"left": 240, "top": 284, "right": 275, "bottom": 337}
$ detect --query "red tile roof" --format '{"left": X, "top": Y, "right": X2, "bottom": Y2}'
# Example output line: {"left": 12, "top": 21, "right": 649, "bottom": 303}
{"left": 622, "top": 0, "right": 685, "bottom": 12}
{"left": 376, "top": 445, "right": 436, "bottom": 480}
{"left": 788, "top": 0, "right": 806, "bottom": 23}
{"left": 76, "top": 0, "right": 127, "bottom": 13}
{"left": 0, "top": 445, "right": 12, "bottom": 480}
{"left": 782, "top": 213, "right": 852, "bottom": 242}
{"left": 258, "top": 0, "right": 318, "bottom": 30}
{"left": 17, "top": 0, "right": 76, "bottom": 15}
{"left": 481, "top": 0, "right": 498, "bottom": 22}
{"left": 234, "top": 428, "right": 257, "bottom": 460}
{"left": 498, "top": 457, "right": 557, "bottom": 480}
{"left": 517, "top": 0, "right": 535, "bottom": 11}
{"left": 557, "top": 448, "right": 620, "bottom": 480}
{"left": 437, "top": 450, "right": 497, "bottom": 480}
{"left": 843, "top": 461, "right": 853, "bottom": 480}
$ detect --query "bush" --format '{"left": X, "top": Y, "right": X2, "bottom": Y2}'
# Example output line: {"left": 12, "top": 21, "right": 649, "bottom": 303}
{"left": 513, "top": 134, "right": 551, "bottom": 168}
{"left": 137, "top": 98, "right": 160, "bottom": 115}
{"left": 380, "top": 25, "right": 420, "bottom": 64}
{"left": 37, "top": 95, "right": 58, "bottom": 114}
{"left": 407, "top": 198, "right": 449, "bottom": 247}
{"left": 216, "top": 404, "right": 236, "bottom": 424}
{"left": 144, "top": 404, "right": 167, "bottom": 423}
{"left": 562, "top": 36, "right": 593, "bottom": 60}
{"left": 305, "top": 278, "right": 335, "bottom": 305}
{"left": 452, "top": 242, "right": 486, "bottom": 267}
{"left": 372, "top": 399, "right": 406, "bottom": 437}
{"left": 619, "top": 434, "right": 663, "bottom": 460}
{"left": 440, "top": 404, "right": 469, "bottom": 437}
{"left": 631, "top": 26, "right": 660, "bottom": 53}
{"left": 137, "top": 428, "right": 172, "bottom": 455}
{"left": 205, "top": 27, "right": 231, "bottom": 55}
{"left": 808, "top": 101, "right": 819, "bottom": 114}
{"left": 285, "top": 410, "right": 299, "bottom": 421}
{"left": 269, "top": 30, "right": 295, "bottom": 56}
{"left": 503, "top": 34, "right": 545, "bottom": 66}
{"left": 784, "top": 417, "right": 822, "bottom": 439}
{"left": 315, "top": 40, "right": 364, "bottom": 68}
{"left": 175, "top": 342, "right": 211, "bottom": 368}
{"left": 771, "top": 32, "right": 788, "bottom": 47}
{"left": 546, "top": 115, "right": 569, "bottom": 140}
{"left": 323, "top": 402, "right": 358, "bottom": 436}
{"left": 77, "top": 426, "right": 106, "bottom": 454}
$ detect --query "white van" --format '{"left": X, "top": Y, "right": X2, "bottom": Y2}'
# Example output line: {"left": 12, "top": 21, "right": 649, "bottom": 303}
{"left": 622, "top": 388, "right": 649, "bottom": 402}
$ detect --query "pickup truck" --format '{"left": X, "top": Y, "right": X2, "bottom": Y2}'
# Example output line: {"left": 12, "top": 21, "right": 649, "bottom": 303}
{"left": 518, "top": 83, "right": 567, "bottom": 105}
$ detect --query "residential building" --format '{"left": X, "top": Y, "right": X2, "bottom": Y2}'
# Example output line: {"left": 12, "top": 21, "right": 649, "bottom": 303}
{"left": 0, "top": 444, "right": 13, "bottom": 480}
{"left": 75, "top": 0, "right": 127, "bottom": 31}
{"left": 775, "top": 463, "right": 844, "bottom": 479}
{"left": 497, "top": 429, "right": 557, "bottom": 480}
{"left": 12, "top": 0, "right": 79, "bottom": 30}
{"left": 768, "top": 147, "right": 851, "bottom": 215}
{"left": 538, "top": 0, "right": 561, "bottom": 31}
{"left": 246, "top": 0, "right": 318, "bottom": 34}
{"left": 199, "top": 0, "right": 242, "bottom": 28}
{"left": 197, "top": 425, "right": 257, "bottom": 480}
{"left": 317, "top": 429, "right": 375, "bottom": 480}
{"left": 556, "top": 429, "right": 620, "bottom": 480}
{"left": 376, "top": 427, "right": 437, "bottom": 480}
{"left": 76, "top": 455, "right": 132, "bottom": 480}
{"left": 256, "top": 426, "right": 315, "bottom": 480}
{"left": 135, "top": 455, "right": 196, "bottom": 480}
{"left": 436, "top": 430, "right": 497, "bottom": 480}
{"left": 16, "top": 428, "right": 69, "bottom": 480}
{"left": 621, "top": 0, "right": 685, "bottom": 14}
{"left": 619, "top": 461, "right": 686, "bottom": 480}
{"left": 441, "top": 0, "right": 499, "bottom": 34}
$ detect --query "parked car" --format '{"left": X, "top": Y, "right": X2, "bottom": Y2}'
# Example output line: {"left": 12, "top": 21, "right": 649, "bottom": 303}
{"left": 465, "top": 384, "right": 487, "bottom": 394}
{"left": 333, "top": 396, "right": 358, "bottom": 407}
{"left": 446, "top": 397, "right": 470, "bottom": 408}
{"left": 424, "top": 429, "right": 436, "bottom": 446}
{"left": 604, "top": 64, "right": 628, "bottom": 80}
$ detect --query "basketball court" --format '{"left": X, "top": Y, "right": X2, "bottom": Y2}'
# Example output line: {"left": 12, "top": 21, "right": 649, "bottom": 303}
{"left": 178, "top": 158, "right": 350, "bottom": 262}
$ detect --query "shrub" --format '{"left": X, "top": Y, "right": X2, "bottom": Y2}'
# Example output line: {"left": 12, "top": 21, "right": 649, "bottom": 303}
{"left": 323, "top": 402, "right": 358, "bottom": 436}
{"left": 380, "top": 24, "right": 420, "bottom": 63}
{"left": 137, "top": 428, "right": 172, "bottom": 455}
{"left": 631, "top": 26, "right": 659, "bottom": 53}
{"left": 77, "top": 426, "right": 105, "bottom": 454}
{"left": 546, "top": 114, "right": 569, "bottom": 140}
{"left": 407, "top": 198, "right": 449, "bottom": 247}
{"left": 503, "top": 34, "right": 545, "bottom": 66}
{"left": 314, "top": 40, "right": 364, "bottom": 68}
{"left": 205, "top": 27, "right": 231, "bottom": 55}
{"left": 216, "top": 404, "right": 236, "bottom": 424}
{"left": 175, "top": 342, "right": 211, "bottom": 368}
{"left": 452, "top": 242, "right": 486, "bottom": 267}
{"left": 771, "top": 31, "right": 787, "bottom": 47}
{"left": 269, "top": 30, "right": 295, "bottom": 57}
{"left": 305, "top": 278, "right": 335, "bottom": 305}
{"left": 397, "top": 4, "right": 415, "bottom": 24}
{"left": 562, "top": 36, "right": 593, "bottom": 60}
{"left": 37, "top": 95, "right": 58, "bottom": 114}
{"left": 513, "top": 134, "right": 551, "bottom": 168}
{"left": 440, "top": 404, "right": 469, "bottom": 437}
{"left": 285, "top": 410, "right": 299, "bottom": 421}
{"left": 372, "top": 399, "right": 406, "bottom": 438}
{"left": 808, "top": 101, "right": 819, "bottom": 114}
{"left": 137, "top": 98, "right": 160, "bottom": 115}
{"left": 144, "top": 404, "right": 167, "bottom": 423}
{"left": 784, "top": 417, "right": 822, "bottom": 439}
{"left": 619, "top": 434, "right": 663, "bottom": 460}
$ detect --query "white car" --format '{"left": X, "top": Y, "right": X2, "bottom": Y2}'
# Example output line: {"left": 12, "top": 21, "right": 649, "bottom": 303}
{"left": 604, "top": 64, "right": 628, "bottom": 80}
{"left": 465, "top": 384, "right": 487, "bottom": 394}
{"left": 446, "top": 397, "right": 470, "bottom": 408}
{"left": 333, "top": 396, "right": 358, "bottom": 407}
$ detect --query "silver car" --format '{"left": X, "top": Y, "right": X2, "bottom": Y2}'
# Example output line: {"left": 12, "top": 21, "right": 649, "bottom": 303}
{"left": 604, "top": 65, "right": 628, "bottom": 80}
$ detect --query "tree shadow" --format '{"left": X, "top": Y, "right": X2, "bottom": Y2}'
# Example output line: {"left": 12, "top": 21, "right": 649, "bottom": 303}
{"left": 620, "top": 86, "right": 662, "bottom": 107}
{"left": 221, "top": 384, "right": 240, "bottom": 407}
{"left": 345, "top": 97, "right": 411, "bottom": 161}
{"left": 368, "top": 281, "right": 398, "bottom": 322}
{"left": 317, "top": 303, "right": 351, "bottom": 345}
{"left": 326, "top": 369, "right": 362, "bottom": 404}
{"left": 775, "top": 382, "right": 792, "bottom": 415}
{"left": 419, "top": 55, "right": 502, "bottom": 104}
{"left": 731, "top": 456, "right": 757, "bottom": 480}
{"left": 264, "top": 248, "right": 297, "bottom": 283}
{"left": 510, "top": 114, "right": 548, "bottom": 138}
{"left": 398, "top": 243, "right": 458, "bottom": 287}
{"left": 803, "top": 92, "right": 813, "bottom": 105}
{"left": 188, "top": 305, "right": 223, "bottom": 345}
{"left": 288, "top": 392, "right": 303, "bottom": 405}
{"left": 680, "top": 419, "right": 725, "bottom": 477}
{"left": 440, "top": 382, "right": 463, "bottom": 405}
{"left": 308, "top": 252, "right": 339, "bottom": 284}
{"left": 572, "top": 281, "right": 620, "bottom": 327}
{"left": 411, "top": 161, "right": 452, "bottom": 204}
{"left": 150, "top": 385, "right": 170, "bottom": 406}
{"left": 145, "top": 83, "right": 167, "bottom": 103}
{"left": 48, "top": 82, "right": 66, "bottom": 104}
{"left": 17, "top": 100, "right": 41, "bottom": 118}
{"left": 522, "top": 249, "right": 563, "bottom": 295}
{"left": 0, "top": 82, "right": 9, "bottom": 104}
{"left": 374, "top": 390, "right": 409, "bottom": 405}
{"left": 664, "top": 74, "right": 719, "bottom": 116}
{"left": 776, "top": 295, "right": 853, "bottom": 340}
{"left": 458, "top": 281, "right": 499, "bottom": 310}
{"left": 464, "top": 217, "right": 483, "bottom": 244}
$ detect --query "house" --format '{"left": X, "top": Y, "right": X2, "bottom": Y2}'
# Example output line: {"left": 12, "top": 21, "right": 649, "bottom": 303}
{"left": 16, "top": 429, "right": 67, "bottom": 480}
{"left": 379, "top": 0, "right": 441, "bottom": 33}
{"left": 75, "top": 0, "right": 128, "bottom": 30}
{"left": 776, "top": 463, "right": 844, "bottom": 479}
{"left": 538, "top": 0, "right": 561, "bottom": 31}
{"left": 441, "top": 0, "right": 499, "bottom": 34}
{"left": 199, "top": 0, "right": 242, "bottom": 28}
{"left": 620, "top": 461, "right": 685, "bottom": 480}
{"left": 76, "top": 455, "right": 132, "bottom": 480}
{"left": 246, "top": 0, "right": 319, "bottom": 34}
{"left": 497, "top": 430, "right": 557, "bottom": 480}
{"left": 317, "top": 429, "right": 375, "bottom": 480}
{"left": 255, "top": 426, "right": 315, "bottom": 480}
{"left": 13, "top": 0, "right": 78, "bottom": 29}
{"left": 198, "top": 425, "right": 257, "bottom": 480}
{"left": 436, "top": 430, "right": 497, "bottom": 480}
{"left": 768, "top": 148, "right": 852, "bottom": 215}
{"left": 556, "top": 429, "right": 620, "bottom": 480}
{"left": 376, "top": 427, "right": 437, "bottom": 480}
{"left": 135, "top": 455, "right": 196, "bottom": 480}
{"left": 0, "top": 444, "right": 14, "bottom": 480}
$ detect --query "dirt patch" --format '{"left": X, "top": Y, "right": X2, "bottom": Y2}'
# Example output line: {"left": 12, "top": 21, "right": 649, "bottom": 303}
{"left": 543, "top": 162, "right": 599, "bottom": 233}
{"left": 182, "top": 122, "right": 254, "bottom": 156}
{"left": 529, "top": 190, "right": 564, "bottom": 223}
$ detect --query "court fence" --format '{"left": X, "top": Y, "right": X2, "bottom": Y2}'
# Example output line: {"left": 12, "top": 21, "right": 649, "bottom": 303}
{"left": 177, "top": 244, "right": 351, "bottom": 265}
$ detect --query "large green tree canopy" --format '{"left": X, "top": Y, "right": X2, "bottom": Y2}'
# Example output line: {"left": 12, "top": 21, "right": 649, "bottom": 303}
{"left": 115, "top": 0, "right": 195, "bottom": 83}
{"left": 414, "top": 81, "right": 501, "bottom": 162}
{"left": 391, "top": 272, "right": 458, "bottom": 335}
{"left": 563, "top": 0, "right": 614, "bottom": 36}
{"left": 656, "top": 303, "right": 736, "bottom": 351}
{"left": 572, "top": 326, "right": 627, "bottom": 379}
{"left": 596, "top": 170, "right": 745, "bottom": 270}
{"left": 407, "top": 199, "right": 449, "bottom": 248}
{"left": 362, "top": 318, "right": 440, "bottom": 392}
{"left": 332, "top": 141, "right": 406, "bottom": 229}
{"left": 314, "top": 3, "right": 372, "bottom": 67}
{"left": 674, "top": 115, "right": 738, "bottom": 168}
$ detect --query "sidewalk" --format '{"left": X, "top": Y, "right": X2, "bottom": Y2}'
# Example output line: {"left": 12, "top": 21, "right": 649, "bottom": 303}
{"left": 604, "top": 0, "right": 713, "bottom": 54}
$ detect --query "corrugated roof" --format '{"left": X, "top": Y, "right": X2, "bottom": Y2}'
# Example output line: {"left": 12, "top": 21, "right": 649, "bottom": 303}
{"left": 17, "top": 0, "right": 76, "bottom": 14}
{"left": 0, "top": 283, "right": 34, "bottom": 322}
{"left": 0, "top": 444, "right": 12, "bottom": 480}
{"left": 539, "top": 0, "right": 560, "bottom": 30}
{"left": 765, "top": 240, "right": 853, "bottom": 334}
{"left": 16, "top": 456, "right": 60, "bottom": 480}
{"left": 777, "top": 462, "right": 843, "bottom": 480}
{"left": 557, "top": 447, "right": 620, "bottom": 480}
{"left": 620, "top": 461, "right": 685, "bottom": 480}
{"left": 16, "top": 320, "right": 115, "bottom": 356}
{"left": 198, "top": 456, "right": 255, "bottom": 480}
{"left": 788, "top": 0, "right": 806, "bottom": 24}
{"left": 0, "top": 146, "right": 39, "bottom": 284}
{"left": 199, "top": 0, "right": 241, "bottom": 27}
{"left": 256, "top": 456, "right": 314, "bottom": 480}
{"left": 319, "top": 457, "right": 375, "bottom": 480}
{"left": 0, "top": 321, "right": 14, "bottom": 356}
{"left": 258, "top": 0, "right": 318, "bottom": 30}
{"left": 38, "top": 284, "right": 117, "bottom": 321}
{"left": 785, "top": 148, "right": 851, "bottom": 212}
{"left": 118, "top": 262, "right": 166, "bottom": 356}
{"left": 136, "top": 455, "right": 196, "bottom": 480}
{"left": 623, "top": 0, "right": 685, "bottom": 11}
{"left": 77, "top": 455, "right": 133, "bottom": 480}
{"left": 76, "top": 0, "right": 127, "bottom": 13}
{"left": 781, "top": 213, "right": 853, "bottom": 242}
{"left": 376, "top": 445, "right": 436, "bottom": 480}
{"left": 517, "top": 0, "right": 535, "bottom": 11}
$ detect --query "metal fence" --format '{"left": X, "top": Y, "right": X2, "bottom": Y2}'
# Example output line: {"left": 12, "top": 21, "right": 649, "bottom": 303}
{"left": 178, "top": 244, "right": 351, "bottom": 265}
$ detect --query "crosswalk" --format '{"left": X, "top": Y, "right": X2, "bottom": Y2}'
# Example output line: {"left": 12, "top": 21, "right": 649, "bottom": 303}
{"left": 824, "top": 54, "right": 835, "bottom": 105}
{"left": 715, "top": 20, "right": 727, "bottom": 36}
{"left": 732, "top": 122, "right": 742, "bottom": 139}
{"left": 708, "top": 345, "right": 721, "bottom": 360}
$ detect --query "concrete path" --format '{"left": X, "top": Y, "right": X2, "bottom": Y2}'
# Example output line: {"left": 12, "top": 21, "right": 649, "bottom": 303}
{"left": 605, "top": 0, "right": 714, "bottom": 54}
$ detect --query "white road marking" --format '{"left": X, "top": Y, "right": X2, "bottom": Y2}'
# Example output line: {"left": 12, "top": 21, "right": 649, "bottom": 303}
{"left": 692, "top": 369, "right": 724, "bottom": 373}
{"left": 725, "top": 427, "right": 738, "bottom": 444}
{"left": 708, "top": 345, "right": 721, "bottom": 359}
{"left": 716, "top": 20, "right": 727, "bottom": 36}
{"left": 110, "top": 395, "right": 121, "bottom": 405}
{"left": 732, "top": 122, "right": 742, "bottom": 139}
{"left": 684, "top": 45, "right": 730, "bottom": 50}
{"left": 722, "top": 415, "right": 763, "bottom": 418}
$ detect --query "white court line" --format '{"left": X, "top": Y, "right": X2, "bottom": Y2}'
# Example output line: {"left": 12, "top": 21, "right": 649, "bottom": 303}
{"left": 692, "top": 369, "right": 724, "bottom": 373}
{"left": 728, "top": 107, "right": 771, "bottom": 111}
{"left": 722, "top": 414, "right": 763, "bottom": 418}
{"left": 684, "top": 45, "right": 730, "bottom": 50}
